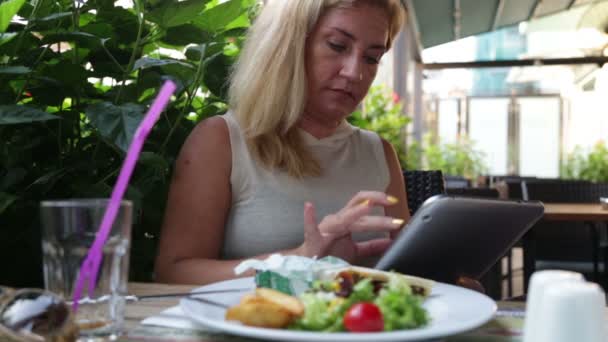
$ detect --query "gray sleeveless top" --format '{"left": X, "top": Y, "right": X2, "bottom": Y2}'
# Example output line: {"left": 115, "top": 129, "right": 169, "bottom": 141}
{"left": 220, "top": 112, "right": 390, "bottom": 259}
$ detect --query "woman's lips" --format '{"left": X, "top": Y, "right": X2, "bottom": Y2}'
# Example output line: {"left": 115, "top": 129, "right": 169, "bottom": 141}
{"left": 329, "top": 88, "right": 355, "bottom": 101}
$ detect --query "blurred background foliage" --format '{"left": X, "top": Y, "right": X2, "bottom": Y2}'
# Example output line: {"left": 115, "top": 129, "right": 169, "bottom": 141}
{"left": 561, "top": 141, "right": 608, "bottom": 182}
{"left": 0, "top": 0, "right": 259, "bottom": 286}
{"left": 351, "top": 85, "right": 488, "bottom": 180}
{"left": 420, "top": 134, "right": 488, "bottom": 181}
{"left": 349, "top": 84, "right": 411, "bottom": 168}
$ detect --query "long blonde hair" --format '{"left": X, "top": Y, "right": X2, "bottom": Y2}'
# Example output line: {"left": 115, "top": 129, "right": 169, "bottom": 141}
{"left": 228, "top": 0, "right": 405, "bottom": 178}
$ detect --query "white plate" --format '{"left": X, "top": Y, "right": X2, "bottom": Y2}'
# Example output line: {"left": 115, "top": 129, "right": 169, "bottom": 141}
{"left": 180, "top": 277, "right": 496, "bottom": 342}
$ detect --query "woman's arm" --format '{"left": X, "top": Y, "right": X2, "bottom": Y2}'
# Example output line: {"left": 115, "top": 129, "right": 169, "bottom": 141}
{"left": 154, "top": 116, "right": 236, "bottom": 284}
{"left": 156, "top": 117, "right": 310, "bottom": 285}
{"left": 154, "top": 117, "right": 304, "bottom": 285}
{"left": 380, "top": 138, "right": 410, "bottom": 238}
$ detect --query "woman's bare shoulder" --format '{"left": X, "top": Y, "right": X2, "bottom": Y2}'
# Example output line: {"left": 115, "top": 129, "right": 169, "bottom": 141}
{"left": 185, "top": 115, "right": 229, "bottom": 148}
{"left": 176, "top": 115, "right": 231, "bottom": 174}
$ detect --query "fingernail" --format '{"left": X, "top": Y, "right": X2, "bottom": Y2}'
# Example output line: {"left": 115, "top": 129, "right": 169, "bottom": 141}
{"left": 387, "top": 195, "right": 399, "bottom": 204}
{"left": 360, "top": 199, "right": 370, "bottom": 207}
{"left": 392, "top": 218, "right": 405, "bottom": 226}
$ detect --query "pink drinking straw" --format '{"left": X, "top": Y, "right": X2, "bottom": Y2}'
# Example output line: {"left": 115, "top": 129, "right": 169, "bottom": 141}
{"left": 72, "top": 80, "right": 176, "bottom": 311}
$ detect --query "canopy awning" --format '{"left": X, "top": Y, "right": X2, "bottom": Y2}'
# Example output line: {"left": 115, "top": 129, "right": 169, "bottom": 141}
{"left": 405, "top": 0, "right": 608, "bottom": 52}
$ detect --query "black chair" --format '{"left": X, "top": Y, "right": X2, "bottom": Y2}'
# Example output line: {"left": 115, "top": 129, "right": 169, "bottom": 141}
{"left": 520, "top": 180, "right": 608, "bottom": 290}
{"left": 403, "top": 170, "right": 445, "bottom": 216}
{"left": 446, "top": 187, "right": 499, "bottom": 198}
{"left": 444, "top": 175, "right": 471, "bottom": 189}
{"left": 504, "top": 179, "right": 526, "bottom": 200}
{"left": 499, "top": 177, "right": 556, "bottom": 295}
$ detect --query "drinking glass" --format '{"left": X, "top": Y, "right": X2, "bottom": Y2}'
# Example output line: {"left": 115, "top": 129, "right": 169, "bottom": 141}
{"left": 40, "top": 199, "right": 132, "bottom": 340}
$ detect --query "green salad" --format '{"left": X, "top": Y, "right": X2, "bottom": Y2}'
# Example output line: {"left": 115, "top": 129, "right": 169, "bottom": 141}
{"left": 288, "top": 271, "right": 429, "bottom": 332}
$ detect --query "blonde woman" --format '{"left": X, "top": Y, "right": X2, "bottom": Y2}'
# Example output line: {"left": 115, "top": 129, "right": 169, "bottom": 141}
{"left": 155, "top": 0, "right": 410, "bottom": 285}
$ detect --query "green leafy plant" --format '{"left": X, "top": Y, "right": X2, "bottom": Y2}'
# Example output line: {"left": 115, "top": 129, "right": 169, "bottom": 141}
{"left": 561, "top": 141, "right": 608, "bottom": 182}
{"left": 348, "top": 84, "right": 412, "bottom": 168}
{"left": 1, "top": 0, "right": 258, "bottom": 286}
{"left": 419, "top": 134, "right": 488, "bottom": 180}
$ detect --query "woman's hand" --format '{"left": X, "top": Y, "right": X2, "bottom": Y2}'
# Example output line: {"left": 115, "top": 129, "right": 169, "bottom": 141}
{"left": 455, "top": 276, "right": 486, "bottom": 294}
{"left": 297, "top": 191, "right": 405, "bottom": 263}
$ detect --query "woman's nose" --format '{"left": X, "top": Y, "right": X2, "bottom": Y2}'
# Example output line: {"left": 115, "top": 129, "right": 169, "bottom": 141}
{"left": 339, "top": 55, "right": 363, "bottom": 81}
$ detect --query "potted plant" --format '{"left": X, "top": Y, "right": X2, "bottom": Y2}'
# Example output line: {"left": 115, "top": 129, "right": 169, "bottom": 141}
{"left": 348, "top": 84, "right": 413, "bottom": 168}
{"left": 561, "top": 141, "right": 608, "bottom": 182}
{"left": 421, "top": 134, "right": 488, "bottom": 183}
{"left": 0, "top": 0, "right": 257, "bottom": 286}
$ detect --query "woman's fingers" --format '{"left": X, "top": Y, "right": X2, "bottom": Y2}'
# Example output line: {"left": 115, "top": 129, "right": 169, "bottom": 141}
{"left": 318, "top": 202, "right": 371, "bottom": 235}
{"left": 303, "top": 202, "right": 319, "bottom": 237}
{"left": 319, "top": 191, "right": 403, "bottom": 237}
{"left": 301, "top": 202, "right": 328, "bottom": 258}
{"left": 355, "top": 238, "right": 393, "bottom": 258}
{"left": 456, "top": 276, "right": 486, "bottom": 294}
{"left": 346, "top": 191, "right": 400, "bottom": 208}
{"left": 347, "top": 216, "right": 405, "bottom": 233}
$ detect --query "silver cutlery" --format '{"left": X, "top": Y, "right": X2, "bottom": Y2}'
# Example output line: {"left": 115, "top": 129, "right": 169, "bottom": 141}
{"left": 125, "top": 287, "right": 250, "bottom": 302}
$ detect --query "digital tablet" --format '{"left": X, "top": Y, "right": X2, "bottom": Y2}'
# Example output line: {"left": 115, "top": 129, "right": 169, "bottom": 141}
{"left": 375, "top": 195, "right": 544, "bottom": 284}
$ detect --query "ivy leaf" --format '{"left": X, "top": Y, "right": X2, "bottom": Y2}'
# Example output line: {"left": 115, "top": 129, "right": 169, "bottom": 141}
{"left": 26, "top": 168, "right": 69, "bottom": 191}
{"left": 28, "top": 83, "right": 66, "bottom": 107}
{"left": 0, "top": 66, "right": 30, "bottom": 75}
{"left": 0, "top": 31, "right": 39, "bottom": 56}
{"left": 1, "top": 168, "right": 27, "bottom": 190}
{"left": 133, "top": 57, "right": 193, "bottom": 70}
{"left": 148, "top": 0, "right": 208, "bottom": 28}
{"left": 97, "top": 7, "right": 139, "bottom": 44}
{"left": 194, "top": 0, "right": 242, "bottom": 32}
{"left": 162, "top": 24, "right": 210, "bottom": 46}
{"left": 133, "top": 57, "right": 196, "bottom": 85}
{"left": 203, "top": 53, "right": 231, "bottom": 99}
{"left": 42, "top": 31, "right": 104, "bottom": 49}
{"left": 224, "top": 12, "right": 250, "bottom": 31}
{"left": 33, "top": 11, "right": 72, "bottom": 23}
{"left": 81, "top": 22, "right": 115, "bottom": 41}
{"left": 40, "top": 60, "right": 88, "bottom": 88}
{"left": 139, "top": 152, "right": 170, "bottom": 179}
{"left": 0, "top": 0, "right": 26, "bottom": 33}
{"left": 85, "top": 102, "right": 145, "bottom": 152}
{"left": 0, "top": 192, "right": 18, "bottom": 215}
{"left": 0, "top": 105, "right": 60, "bottom": 125}
{"left": 0, "top": 32, "right": 17, "bottom": 47}
{"left": 139, "top": 152, "right": 169, "bottom": 168}
{"left": 185, "top": 42, "right": 225, "bottom": 61}
{"left": 30, "top": 11, "right": 71, "bottom": 30}
{"left": 185, "top": 45, "right": 206, "bottom": 61}
{"left": 29, "top": 0, "right": 58, "bottom": 20}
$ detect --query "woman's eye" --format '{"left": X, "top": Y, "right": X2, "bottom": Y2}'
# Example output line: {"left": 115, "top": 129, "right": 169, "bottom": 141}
{"left": 365, "top": 56, "right": 380, "bottom": 65}
{"left": 327, "top": 42, "right": 346, "bottom": 52}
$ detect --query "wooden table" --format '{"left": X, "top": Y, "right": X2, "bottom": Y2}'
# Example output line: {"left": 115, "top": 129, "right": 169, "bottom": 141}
{"left": 123, "top": 282, "right": 526, "bottom": 342}
{"left": 125, "top": 282, "right": 195, "bottom": 331}
{"left": 522, "top": 203, "right": 608, "bottom": 291}
{"left": 543, "top": 203, "right": 608, "bottom": 221}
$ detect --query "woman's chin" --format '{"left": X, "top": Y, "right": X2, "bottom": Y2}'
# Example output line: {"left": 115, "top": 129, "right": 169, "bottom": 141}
{"left": 321, "top": 104, "right": 356, "bottom": 120}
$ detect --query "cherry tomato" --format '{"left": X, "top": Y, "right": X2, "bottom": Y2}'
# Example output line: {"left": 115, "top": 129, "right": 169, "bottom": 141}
{"left": 343, "top": 302, "right": 384, "bottom": 332}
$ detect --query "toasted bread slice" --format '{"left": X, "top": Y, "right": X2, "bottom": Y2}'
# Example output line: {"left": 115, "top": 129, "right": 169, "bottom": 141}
{"left": 255, "top": 288, "right": 304, "bottom": 316}
{"left": 225, "top": 294, "right": 294, "bottom": 328}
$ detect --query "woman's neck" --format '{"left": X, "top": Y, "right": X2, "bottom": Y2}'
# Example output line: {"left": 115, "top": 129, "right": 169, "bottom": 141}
{"left": 298, "top": 112, "right": 342, "bottom": 139}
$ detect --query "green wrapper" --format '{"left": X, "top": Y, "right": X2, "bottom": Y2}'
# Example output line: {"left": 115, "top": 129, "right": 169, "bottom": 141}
{"left": 242, "top": 255, "right": 348, "bottom": 296}
{"left": 255, "top": 271, "right": 302, "bottom": 295}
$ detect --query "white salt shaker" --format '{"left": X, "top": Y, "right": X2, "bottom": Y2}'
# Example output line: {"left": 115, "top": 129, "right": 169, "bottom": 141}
{"left": 534, "top": 281, "right": 606, "bottom": 342}
{"left": 522, "top": 270, "right": 585, "bottom": 342}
